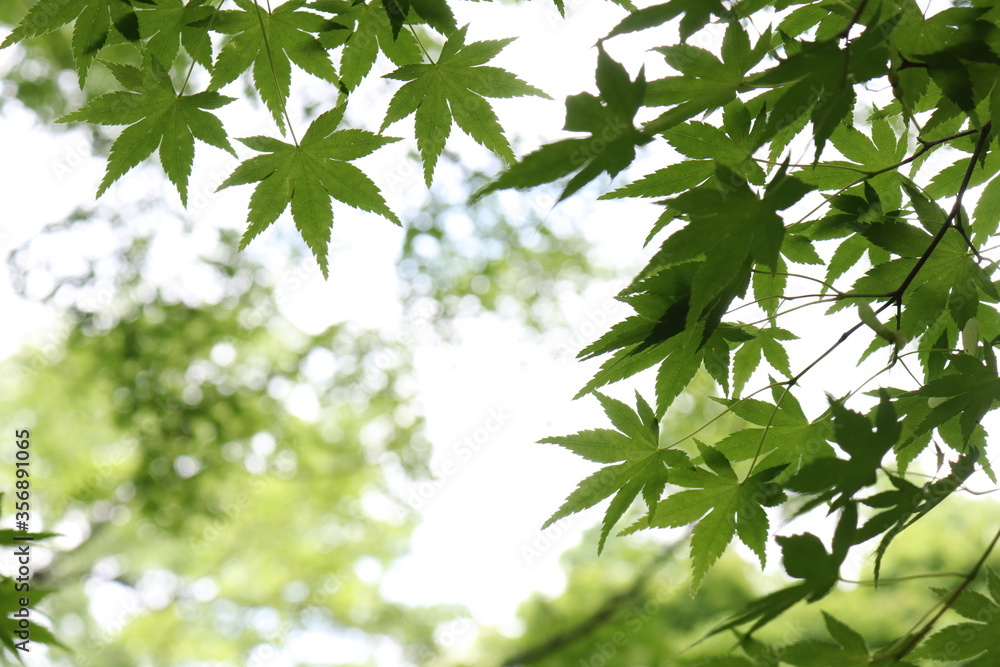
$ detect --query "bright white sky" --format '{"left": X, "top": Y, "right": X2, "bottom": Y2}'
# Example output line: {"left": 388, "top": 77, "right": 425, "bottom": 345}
{"left": 2, "top": 0, "right": 994, "bottom": 665}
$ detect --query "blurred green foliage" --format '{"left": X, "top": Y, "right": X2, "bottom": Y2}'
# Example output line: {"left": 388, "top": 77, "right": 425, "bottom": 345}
{"left": 0, "top": 144, "right": 604, "bottom": 662}
{"left": 398, "top": 170, "right": 606, "bottom": 334}
{"left": 0, "top": 217, "right": 462, "bottom": 664}
{"left": 463, "top": 493, "right": 1000, "bottom": 667}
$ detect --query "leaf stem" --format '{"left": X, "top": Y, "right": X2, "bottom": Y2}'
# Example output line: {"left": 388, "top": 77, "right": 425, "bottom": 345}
{"left": 407, "top": 21, "right": 435, "bottom": 65}
{"left": 749, "top": 268, "right": 843, "bottom": 295}
{"left": 725, "top": 292, "right": 836, "bottom": 317}
{"left": 841, "top": 571, "right": 965, "bottom": 586}
{"left": 752, "top": 157, "right": 868, "bottom": 173}
{"left": 252, "top": 0, "right": 298, "bottom": 145}
{"left": 885, "top": 122, "right": 991, "bottom": 309}
{"left": 180, "top": 0, "right": 226, "bottom": 95}
{"left": 739, "top": 297, "right": 837, "bottom": 328}
{"left": 660, "top": 382, "right": 784, "bottom": 451}
{"left": 743, "top": 383, "right": 787, "bottom": 480}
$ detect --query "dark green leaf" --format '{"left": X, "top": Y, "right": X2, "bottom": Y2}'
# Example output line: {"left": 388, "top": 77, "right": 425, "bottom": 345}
{"left": 384, "top": 25, "right": 548, "bottom": 185}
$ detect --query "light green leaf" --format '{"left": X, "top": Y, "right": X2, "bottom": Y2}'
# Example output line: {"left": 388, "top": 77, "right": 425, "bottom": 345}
{"left": 542, "top": 392, "right": 684, "bottom": 551}
{"left": 1, "top": 0, "right": 84, "bottom": 49}
{"left": 136, "top": 0, "right": 216, "bottom": 71}
{"left": 218, "top": 110, "right": 399, "bottom": 277}
{"left": 58, "top": 62, "right": 235, "bottom": 205}
{"left": 539, "top": 429, "right": 650, "bottom": 464}
{"left": 599, "top": 160, "right": 714, "bottom": 200}
{"left": 623, "top": 450, "right": 782, "bottom": 590}
{"left": 211, "top": 0, "right": 340, "bottom": 131}
{"left": 477, "top": 45, "right": 647, "bottom": 201}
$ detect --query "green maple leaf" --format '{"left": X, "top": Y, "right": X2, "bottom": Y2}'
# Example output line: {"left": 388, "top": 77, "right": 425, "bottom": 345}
{"left": 574, "top": 323, "right": 700, "bottom": 406}
{"left": 472, "top": 44, "right": 646, "bottom": 201}
{"left": 973, "top": 174, "right": 1000, "bottom": 244}
{"left": 779, "top": 612, "right": 871, "bottom": 666}
{"left": 382, "top": 25, "right": 549, "bottom": 185}
{"left": 309, "top": 0, "right": 423, "bottom": 90}
{"left": 749, "top": 20, "right": 888, "bottom": 158}
{"left": 912, "top": 568, "right": 1000, "bottom": 664}
{"left": 0, "top": 0, "right": 83, "bottom": 48}
{"left": 656, "top": 163, "right": 811, "bottom": 318}
{"left": 642, "top": 21, "right": 772, "bottom": 135}
{"left": 858, "top": 451, "right": 977, "bottom": 583}
{"left": 380, "top": 0, "right": 456, "bottom": 40}
{"left": 571, "top": 262, "right": 749, "bottom": 411}
{"left": 217, "top": 106, "right": 400, "bottom": 278}
{"left": 712, "top": 506, "right": 856, "bottom": 636}
{"left": 795, "top": 120, "right": 905, "bottom": 210}
{"left": 622, "top": 444, "right": 786, "bottom": 592}
{"left": 210, "top": 0, "right": 340, "bottom": 131}
{"left": 712, "top": 387, "right": 834, "bottom": 472}
{"left": 891, "top": 6, "right": 1000, "bottom": 114}
{"left": 786, "top": 393, "right": 900, "bottom": 510}
{"left": 541, "top": 391, "right": 688, "bottom": 553}
{"left": 136, "top": 0, "right": 217, "bottom": 71}
{"left": 570, "top": 165, "right": 809, "bottom": 411}
{"left": 577, "top": 264, "right": 696, "bottom": 365}
{"left": 599, "top": 159, "right": 715, "bottom": 200}
{"left": 1, "top": 0, "right": 142, "bottom": 83}
{"left": 607, "top": 0, "right": 727, "bottom": 42}
{"left": 831, "top": 183, "right": 997, "bottom": 349}
{"left": 654, "top": 100, "right": 768, "bottom": 185}
{"left": 909, "top": 354, "right": 1000, "bottom": 445}
{"left": 731, "top": 328, "right": 796, "bottom": 399}
{"left": 58, "top": 60, "right": 236, "bottom": 205}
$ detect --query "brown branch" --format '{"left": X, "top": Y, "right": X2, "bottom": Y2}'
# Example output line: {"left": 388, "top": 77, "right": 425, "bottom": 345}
{"left": 885, "top": 122, "right": 992, "bottom": 310}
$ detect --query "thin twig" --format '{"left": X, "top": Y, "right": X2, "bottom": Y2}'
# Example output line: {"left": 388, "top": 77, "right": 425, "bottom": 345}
{"left": 784, "top": 128, "right": 977, "bottom": 229}
{"left": 881, "top": 523, "right": 1000, "bottom": 661}
{"left": 749, "top": 268, "right": 843, "bottom": 295}
{"left": 886, "top": 122, "right": 992, "bottom": 308}
{"left": 661, "top": 381, "right": 784, "bottom": 451}
{"left": 841, "top": 571, "right": 965, "bottom": 586}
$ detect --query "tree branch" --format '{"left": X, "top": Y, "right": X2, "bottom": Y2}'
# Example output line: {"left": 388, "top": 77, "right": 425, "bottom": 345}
{"left": 881, "top": 523, "right": 1000, "bottom": 662}
{"left": 887, "top": 122, "right": 992, "bottom": 309}
{"left": 838, "top": 0, "right": 871, "bottom": 40}
{"left": 500, "top": 546, "right": 677, "bottom": 666}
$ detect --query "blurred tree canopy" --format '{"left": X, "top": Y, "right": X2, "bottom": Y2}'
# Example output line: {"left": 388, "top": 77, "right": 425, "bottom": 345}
{"left": 0, "top": 164, "right": 603, "bottom": 665}
{"left": 1, "top": 217, "right": 453, "bottom": 664}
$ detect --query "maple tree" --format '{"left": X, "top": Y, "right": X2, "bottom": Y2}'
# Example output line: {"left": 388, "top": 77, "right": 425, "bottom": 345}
{"left": 6, "top": 0, "right": 1000, "bottom": 664}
